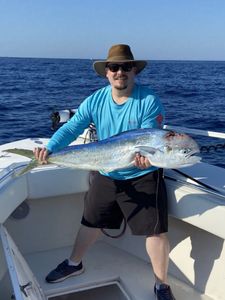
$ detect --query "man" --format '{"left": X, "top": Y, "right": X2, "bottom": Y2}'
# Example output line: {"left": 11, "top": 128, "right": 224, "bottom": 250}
{"left": 34, "top": 44, "right": 175, "bottom": 300}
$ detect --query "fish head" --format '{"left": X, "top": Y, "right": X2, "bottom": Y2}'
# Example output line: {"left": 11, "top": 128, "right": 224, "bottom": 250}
{"left": 163, "top": 131, "right": 201, "bottom": 168}
{"left": 149, "top": 130, "right": 201, "bottom": 169}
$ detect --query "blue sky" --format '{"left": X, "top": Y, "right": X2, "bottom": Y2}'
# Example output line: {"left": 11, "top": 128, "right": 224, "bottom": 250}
{"left": 0, "top": 0, "right": 225, "bottom": 60}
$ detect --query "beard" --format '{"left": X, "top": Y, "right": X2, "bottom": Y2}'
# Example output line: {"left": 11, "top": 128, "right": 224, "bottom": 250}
{"left": 115, "top": 84, "right": 128, "bottom": 90}
{"left": 113, "top": 76, "right": 128, "bottom": 90}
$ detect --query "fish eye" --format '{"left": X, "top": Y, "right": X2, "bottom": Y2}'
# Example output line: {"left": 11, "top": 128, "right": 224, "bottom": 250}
{"left": 182, "top": 148, "right": 191, "bottom": 154}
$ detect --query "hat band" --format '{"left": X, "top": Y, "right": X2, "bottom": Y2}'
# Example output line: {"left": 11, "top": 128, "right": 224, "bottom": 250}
{"left": 107, "top": 55, "right": 134, "bottom": 62}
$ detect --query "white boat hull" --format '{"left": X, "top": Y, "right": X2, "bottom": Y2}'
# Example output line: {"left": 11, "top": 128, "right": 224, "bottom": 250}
{"left": 0, "top": 136, "right": 225, "bottom": 300}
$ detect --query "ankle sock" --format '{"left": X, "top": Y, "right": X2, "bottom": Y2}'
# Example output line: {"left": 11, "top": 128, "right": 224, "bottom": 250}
{"left": 68, "top": 259, "right": 81, "bottom": 266}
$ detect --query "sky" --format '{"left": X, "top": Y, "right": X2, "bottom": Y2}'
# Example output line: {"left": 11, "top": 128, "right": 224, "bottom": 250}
{"left": 0, "top": 0, "right": 225, "bottom": 61}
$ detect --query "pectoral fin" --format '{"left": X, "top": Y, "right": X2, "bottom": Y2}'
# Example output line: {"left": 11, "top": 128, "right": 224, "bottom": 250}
{"left": 134, "top": 146, "right": 157, "bottom": 156}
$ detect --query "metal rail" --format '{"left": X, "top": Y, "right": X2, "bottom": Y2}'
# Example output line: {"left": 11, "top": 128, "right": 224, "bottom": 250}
{"left": 0, "top": 163, "right": 28, "bottom": 184}
{"left": 165, "top": 175, "right": 225, "bottom": 200}
{"left": 164, "top": 125, "right": 225, "bottom": 140}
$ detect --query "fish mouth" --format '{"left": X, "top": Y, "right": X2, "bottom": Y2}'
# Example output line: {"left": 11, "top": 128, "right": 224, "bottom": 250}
{"left": 185, "top": 149, "right": 201, "bottom": 163}
{"left": 186, "top": 149, "right": 199, "bottom": 157}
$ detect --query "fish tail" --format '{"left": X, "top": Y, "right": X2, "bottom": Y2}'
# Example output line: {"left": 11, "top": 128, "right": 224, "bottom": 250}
{"left": 4, "top": 148, "right": 34, "bottom": 159}
{"left": 3, "top": 148, "right": 39, "bottom": 176}
{"left": 17, "top": 159, "right": 40, "bottom": 176}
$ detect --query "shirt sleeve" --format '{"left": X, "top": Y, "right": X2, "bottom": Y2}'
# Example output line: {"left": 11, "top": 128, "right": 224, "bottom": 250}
{"left": 141, "top": 96, "right": 165, "bottom": 129}
{"left": 47, "top": 97, "right": 92, "bottom": 152}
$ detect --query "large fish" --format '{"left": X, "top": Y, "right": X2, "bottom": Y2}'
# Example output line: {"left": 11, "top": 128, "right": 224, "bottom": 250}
{"left": 4, "top": 128, "right": 201, "bottom": 175}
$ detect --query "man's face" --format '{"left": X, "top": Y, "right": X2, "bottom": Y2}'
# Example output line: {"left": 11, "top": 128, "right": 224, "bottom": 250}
{"left": 105, "top": 62, "right": 137, "bottom": 91}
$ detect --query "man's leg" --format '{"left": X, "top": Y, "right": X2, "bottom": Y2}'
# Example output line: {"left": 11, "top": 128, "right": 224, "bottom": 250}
{"left": 146, "top": 233, "right": 176, "bottom": 299}
{"left": 45, "top": 225, "right": 101, "bottom": 283}
{"left": 146, "top": 232, "right": 170, "bottom": 283}
{"left": 70, "top": 225, "right": 102, "bottom": 263}
{"left": 45, "top": 172, "right": 120, "bottom": 284}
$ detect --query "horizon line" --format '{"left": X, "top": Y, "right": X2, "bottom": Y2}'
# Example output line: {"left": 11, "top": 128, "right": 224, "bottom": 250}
{"left": 0, "top": 55, "right": 225, "bottom": 63}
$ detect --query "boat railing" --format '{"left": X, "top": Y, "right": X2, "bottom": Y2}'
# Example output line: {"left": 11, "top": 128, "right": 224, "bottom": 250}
{"left": 0, "top": 163, "right": 28, "bottom": 186}
{"left": 51, "top": 109, "right": 225, "bottom": 139}
{"left": 164, "top": 125, "right": 225, "bottom": 139}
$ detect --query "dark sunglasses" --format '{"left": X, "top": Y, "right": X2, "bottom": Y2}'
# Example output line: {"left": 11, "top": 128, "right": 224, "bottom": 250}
{"left": 106, "top": 62, "right": 134, "bottom": 73}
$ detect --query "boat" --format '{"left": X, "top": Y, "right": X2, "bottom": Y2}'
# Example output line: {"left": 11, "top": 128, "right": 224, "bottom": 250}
{"left": 0, "top": 112, "right": 225, "bottom": 300}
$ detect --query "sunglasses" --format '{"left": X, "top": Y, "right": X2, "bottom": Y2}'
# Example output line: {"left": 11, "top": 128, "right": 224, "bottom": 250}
{"left": 106, "top": 63, "right": 134, "bottom": 73}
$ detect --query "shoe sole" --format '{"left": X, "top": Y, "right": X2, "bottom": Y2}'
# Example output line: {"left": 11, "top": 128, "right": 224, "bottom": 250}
{"left": 46, "top": 267, "right": 85, "bottom": 283}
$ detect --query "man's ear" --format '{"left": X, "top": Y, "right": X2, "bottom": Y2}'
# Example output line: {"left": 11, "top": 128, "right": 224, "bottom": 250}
{"left": 105, "top": 68, "right": 109, "bottom": 78}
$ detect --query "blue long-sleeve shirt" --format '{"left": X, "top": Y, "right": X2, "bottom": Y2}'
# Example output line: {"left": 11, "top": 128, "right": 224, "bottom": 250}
{"left": 47, "top": 84, "right": 165, "bottom": 179}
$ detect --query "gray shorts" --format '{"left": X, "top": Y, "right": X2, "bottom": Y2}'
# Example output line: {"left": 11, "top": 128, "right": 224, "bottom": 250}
{"left": 81, "top": 170, "right": 168, "bottom": 236}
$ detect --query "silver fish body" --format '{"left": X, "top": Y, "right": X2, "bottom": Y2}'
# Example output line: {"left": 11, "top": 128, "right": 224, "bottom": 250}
{"left": 47, "top": 128, "right": 201, "bottom": 171}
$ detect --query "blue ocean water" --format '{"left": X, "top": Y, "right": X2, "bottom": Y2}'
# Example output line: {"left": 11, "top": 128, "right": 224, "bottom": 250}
{"left": 0, "top": 57, "right": 225, "bottom": 167}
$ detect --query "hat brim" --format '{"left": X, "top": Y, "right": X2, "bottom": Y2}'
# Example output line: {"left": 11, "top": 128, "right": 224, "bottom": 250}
{"left": 93, "top": 60, "right": 147, "bottom": 77}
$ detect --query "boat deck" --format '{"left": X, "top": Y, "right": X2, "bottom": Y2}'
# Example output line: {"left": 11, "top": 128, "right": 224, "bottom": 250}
{"left": 25, "top": 241, "right": 212, "bottom": 300}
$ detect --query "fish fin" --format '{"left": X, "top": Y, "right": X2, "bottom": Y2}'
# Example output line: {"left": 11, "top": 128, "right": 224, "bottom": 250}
{"left": 16, "top": 159, "right": 40, "bottom": 176}
{"left": 134, "top": 146, "right": 158, "bottom": 156}
{"left": 4, "top": 148, "right": 34, "bottom": 159}
{"left": 3, "top": 148, "right": 45, "bottom": 176}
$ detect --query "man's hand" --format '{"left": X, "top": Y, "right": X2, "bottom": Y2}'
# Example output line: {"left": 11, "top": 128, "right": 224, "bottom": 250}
{"left": 134, "top": 153, "right": 151, "bottom": 169}
{"left": 33, "top": 147, "right": 49, "bottom": 164}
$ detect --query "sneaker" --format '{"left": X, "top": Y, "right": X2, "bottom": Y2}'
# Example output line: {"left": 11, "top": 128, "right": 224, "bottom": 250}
{"left": 154, "top": 284, "right": 176, "bottom": 300}
{"left": 45, "top": 259, "right": 84, "bottom": 283}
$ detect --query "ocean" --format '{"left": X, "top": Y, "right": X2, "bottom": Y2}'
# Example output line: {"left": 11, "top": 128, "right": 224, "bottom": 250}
{"left": 0, "top": 57, "right": 225, "bottom": 167}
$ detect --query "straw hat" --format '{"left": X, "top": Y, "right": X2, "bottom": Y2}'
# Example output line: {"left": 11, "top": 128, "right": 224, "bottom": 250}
{"left": 93, "top": 44, "right": 147, "bottom": 77}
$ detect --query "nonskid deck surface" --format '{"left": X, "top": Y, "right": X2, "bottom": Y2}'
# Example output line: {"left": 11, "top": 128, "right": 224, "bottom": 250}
{"left": 25, "top": 241, "right": 212, "bottom": 300}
